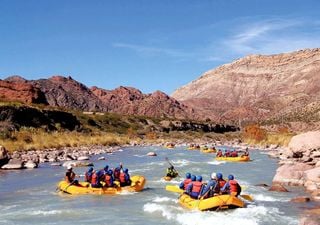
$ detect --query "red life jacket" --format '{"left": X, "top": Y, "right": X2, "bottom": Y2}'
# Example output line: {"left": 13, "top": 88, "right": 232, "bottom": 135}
{"left": 183, "top": 179, "right": 192, "bottom": 189}
{"left": 114, "top": 169, "right": 120, "bottom": 179}
{"left": 91, "top": 173, "right": 97, "bottom": 185}
{"left": 105, "top": 175, "right": 111, "bottom": 186}
{"left": 229, "top": 180, "right": 239, "bottom": 193}
{"left": 191, "top": 181, "right": 202, "bottom": 193}
{"left": 218, "top": 179, "right": 226, "bottom": 188}
{"left": 119, "top": 172, "right": 126, "bottom": 183}
{"left": 85, "top": 172, "right": 92, "bottom": 182}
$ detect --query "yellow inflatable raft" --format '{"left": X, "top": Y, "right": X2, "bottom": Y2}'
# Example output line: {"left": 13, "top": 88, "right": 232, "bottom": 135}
{"left": 201, "top": 149, "right": 217, "bottom": 153}
{"left": 179, "top": 193, "right": 245, "bottom": 211}
{"left": 57, "top": 175, "right": 145, "bottom": 195}
{"left": 215, "top": 155, "right": 250, "bottom": 162}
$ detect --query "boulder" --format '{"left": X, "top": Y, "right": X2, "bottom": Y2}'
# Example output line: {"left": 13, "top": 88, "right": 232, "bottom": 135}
{"left": 272, "top": 163, "right": 313, "bottom": 186}
{"left": 289, "top": 131, "right": 320, "bottom": 153}
{"left": 98, "top": 156, "right": 105, "bottom": 160}
{"left": 269, "top": 183, "right": 289, "bottom": 192}
{"left": 304, "top": 167, "right": 320, "bottom": 183}
{"left": 147, "top": 152, "right": 157, "bottom": 156}
{"left": 299, "top": 217, "right": 320, "bottom": 225}
{"left": 1, "top": 159, "right": 24, "bottom": 169}
{"left": 290, "top": 196, "right": 311, "bottom": 203}
{"left": 0, "top": 146, "right": 9, "bottom": 167}
{"left": 77, "top": 156, "right": 90, "bottom": 161}
{"left": 24, "top": 160, "right": 38, "bottom": 169}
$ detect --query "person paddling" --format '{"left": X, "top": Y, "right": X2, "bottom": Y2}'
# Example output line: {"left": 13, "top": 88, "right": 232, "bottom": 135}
{"left": 84, "top": 167, "right": 94, "bottom": 183}
{"left": 186, "top": 175, "right": 204, "bottom": 199}
{"left": 65, "top": 165, "right": 80, "bottom": 185}
{"left": 200, "top": 172, "right": 220, "bottom": 199}
{"left": 166, "top": 165, "right": 178, "bottom": 178}
{"left": 221, "top": 174, "right": 241, "bottom": 196}
{"left": 179, "top": 172, "right": 192, "bottom": 190}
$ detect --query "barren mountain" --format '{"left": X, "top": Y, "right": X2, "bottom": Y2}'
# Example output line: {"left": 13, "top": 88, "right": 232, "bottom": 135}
{"left": 0, "top": 75, "right": 196, "bottom": 119}
{"left": 91, "top": 86, "right": 195, "bottom": 119}
{"left": 172, "top": 48, "right": 320, "bottom": 123}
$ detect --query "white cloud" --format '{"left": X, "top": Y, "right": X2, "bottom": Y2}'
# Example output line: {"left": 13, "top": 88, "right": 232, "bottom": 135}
{"left": 219, "top": 18, "right": 320, "bottom": 57}
{"left": 112, "top": 42, "right": 190, "bottom": 58}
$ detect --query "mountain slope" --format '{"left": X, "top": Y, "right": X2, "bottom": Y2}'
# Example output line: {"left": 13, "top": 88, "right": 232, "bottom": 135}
{"left": 172, "top": 48, "right": 320, "bottom": 123}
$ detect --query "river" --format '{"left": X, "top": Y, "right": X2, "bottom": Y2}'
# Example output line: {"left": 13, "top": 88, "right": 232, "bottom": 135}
{"left": 0, "top": 146, "right": 312, "bottom": 225}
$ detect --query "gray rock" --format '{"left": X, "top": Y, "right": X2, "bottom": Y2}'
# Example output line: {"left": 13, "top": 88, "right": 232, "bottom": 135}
{"left": 147, "top": 152, "right": 157, "bottom": 156}
{"left": 1, "top": 159, "right": 24, "bottom": 170}
{"left": 24, "top": 160, "right": 38, "bottom": 169}
{"left": 77, "top": 156, "right": 90, "bottom": 161}
{"left": 0, "top": 146, "right": 9, "bottom": 167}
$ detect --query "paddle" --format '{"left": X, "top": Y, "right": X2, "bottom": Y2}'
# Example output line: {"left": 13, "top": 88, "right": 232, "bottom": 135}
{"left": 240, "top": 194, "right": 254, "bottom": 201}
{"left": 165, "top": 157, "right": 181, "bottom": 177}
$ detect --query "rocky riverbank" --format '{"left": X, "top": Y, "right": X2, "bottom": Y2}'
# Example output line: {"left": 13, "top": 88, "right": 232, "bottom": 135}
{"left": 266, "top": 131, "right": 320, "bottom": 225}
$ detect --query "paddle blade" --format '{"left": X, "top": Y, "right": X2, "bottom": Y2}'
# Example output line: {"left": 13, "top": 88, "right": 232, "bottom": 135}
{"left": 240, "top": 194, "right": 254, "bottom": 201}
{"left": 166, "top": 185, "right": 184, "bottom": 194}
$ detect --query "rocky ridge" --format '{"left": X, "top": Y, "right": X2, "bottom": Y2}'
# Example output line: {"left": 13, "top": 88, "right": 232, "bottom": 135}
{"left": 0, "top": 75, "right": 196, "bottom": 120}
{"left": 172, "top": 48, "right": 320, "bottom": 124}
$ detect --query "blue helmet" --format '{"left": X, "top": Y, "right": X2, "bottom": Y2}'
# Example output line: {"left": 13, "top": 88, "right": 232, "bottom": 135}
{"left": 107, "top": 169, "right": 113, "bottom": 175}
{"left": 196, "top": 175, "right": 202, "bottom": 182}
{"left": 186, "top": 173, "right": 191, "bottom": 179}
{"left": 88, "top": 167, "right": 93, "bottom": 173}
{"left": 228, "top": 174, "right": 234, "bottom": 180}
{"left": 104, "top": 165, "right": 109, "bottom": 171}
{"left": 191, "top": 175, "right": 196, "bottom": 181}
{"left": 124, "top": 168, "right": 128, "bottom": 173}
{"left": 217, "top": 173, "right": 223, "bottom": 179}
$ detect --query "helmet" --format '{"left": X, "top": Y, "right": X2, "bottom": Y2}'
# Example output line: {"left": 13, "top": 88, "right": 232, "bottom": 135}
{"left": 124, "top": 168, "right": 128, "bottom": 173}
{"left": 67, "top": 165, "right": 72, "bottom": 170}
{"left": 196, "top": 175, "right": 202, "bottom": 182}
{"left": 170, "top": 165, "right": 174, "bottom": 169}
{"left": 211, "top": 172, "right": 216, "bottom": 179}
{"left": 104, "top": 165, "right": 109, "bottom": 171}
{"left": 88, "top": 167, "right": 93, "bottom": 172}
{"left": 228, "top": 174, "right": 234, "bottom": 180}
{"left": 216, "top": 173, "right": 223, "bottom": 179}
{"left": 186, "top": 173, "right": 191, "bottom": 179}
{"left": 191, "top": 175, "right": 196, "bottom": 181}
{"left": 108, "top": 169, "right": 113, "bottom": 175}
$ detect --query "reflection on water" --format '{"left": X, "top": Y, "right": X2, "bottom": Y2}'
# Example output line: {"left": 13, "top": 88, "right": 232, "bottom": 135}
{"left": 0, "top": 146, "right": 308, "bottom": 225}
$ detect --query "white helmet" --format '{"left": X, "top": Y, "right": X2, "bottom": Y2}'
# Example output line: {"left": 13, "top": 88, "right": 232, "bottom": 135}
{"left": 211, "top": 172, "right": 216, "bottom": 179}
{"left": 67, "top": 165, "right": 72, "bottom": 170}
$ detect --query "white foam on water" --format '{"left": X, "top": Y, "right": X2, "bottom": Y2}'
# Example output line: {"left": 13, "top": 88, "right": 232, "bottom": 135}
{"left": 207, "top": 161, "right": 226, "bottom": 165}
{"left": 117, "top": 149, "right": 124, "bottom": 152}
{"left": 118, "top": 190, "right": 136, "bottom": 195}
{"left": 254, "top": 194, "right": 288, "bottom": 202}
{"left": 144, "top": 201, "right": 296, "bottom": 225}
{"left": 129, "top": 167, "right": 151, "bottom": 173}
{"left": 133, "top": 154, "right": 146, "bottom": 158}
{"left": 29, "top": 210, "right": 63, "bottom": 216}
{"left": 0, "top": 205, "right": 18, "bottom": 211}
{"left": 152, "top": 179, "right": 181, "bottom": 184}
{"left": 152, "top": 196, "right": 173, "bottom": 203}
{"left": 170, "top": 159, "right": 191, "bottom": 167}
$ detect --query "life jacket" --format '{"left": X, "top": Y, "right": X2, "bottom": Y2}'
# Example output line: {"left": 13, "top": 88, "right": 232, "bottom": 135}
{"left": 191, "top": 181, "right": 202, "bottom": 193}
{"left": 119, "top": 172, "right": 126, "bottom": 183}
{"left": 85, "top": 172, "right": 92, "bottom": 182}
{"left": 183, "top": 178, "right": 192, "bottom": 189}
{"left": 229, "top": 180, "right": 239, "bottom": 193}
{"left": 218, "top": 179, "right": 227, "bottom": 188}
{"left": 105, "top": 175, "right": 112, "bottom": 186}
{"left": 114, "top": 169, "right": 120, "bottom": 179}
{"left": 91, "top": 173, "right": 98, "bottom": 185}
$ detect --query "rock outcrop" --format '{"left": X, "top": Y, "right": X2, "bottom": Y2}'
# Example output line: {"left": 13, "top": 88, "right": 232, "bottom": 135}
{"left": 0, "top": 146, "right": 9, "bottom": 167}
{"left": 91, "top": 86, "right": 196, "bottom": 119}
{"left": 172, "top": 48, "right": 320, "bottom": 123}
{"left": 0, "top": 77, "right": 47, "bottom": 104}
{"left": 270, "top": 131, "right": 320, "bottom": 198}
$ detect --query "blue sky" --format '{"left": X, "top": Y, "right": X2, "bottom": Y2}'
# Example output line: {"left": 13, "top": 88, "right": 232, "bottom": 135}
{"left": 0, "top": 0, "right": 320, "bottom": 94}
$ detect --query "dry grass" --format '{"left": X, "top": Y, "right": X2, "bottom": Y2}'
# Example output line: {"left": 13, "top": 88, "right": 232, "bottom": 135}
{"left": 243, "top": 132, "right": 294, "bottom": 147}
{"left": 0, "top": 129, "right": 136, "bottom": 152}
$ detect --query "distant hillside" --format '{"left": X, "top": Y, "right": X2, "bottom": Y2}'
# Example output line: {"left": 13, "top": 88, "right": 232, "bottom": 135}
{"left": 172, "top": 48, "right": 320, "bottom": 127}
{"left": 0, "top": 75, "right": 197, "bottom": 120}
